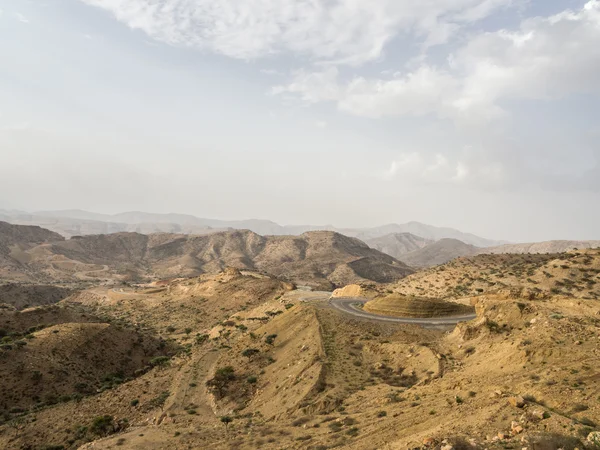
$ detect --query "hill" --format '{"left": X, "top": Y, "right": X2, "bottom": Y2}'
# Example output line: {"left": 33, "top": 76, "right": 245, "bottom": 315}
{"left": 0, "top": 221, "right": 65, "bottom": 281}
{"left": 1, "top": 210, "right": 504, "bottom": 246}
{"left": 2, "top": 272, "right": 599, "bottom": 449}
{"left": 483, "top": 240, "right": 600, "bottom": 254}
{"left": 364, "top": 232, "right": 432, "bottom": 259}
{"left": 0, "top": 284, "right": 74, "bottom": 310}
{"left": 398, "top": 238, "right": 479, "bottom": 267}
{"left": 0, "top": 226, "right": 413, "bottom": 289}
{"left": 389, "top": 248, "right": 600, "bottom": 300}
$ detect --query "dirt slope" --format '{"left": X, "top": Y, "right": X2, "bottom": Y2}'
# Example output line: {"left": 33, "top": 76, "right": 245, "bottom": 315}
{"left": 0, "top": 283, "right": 74, "bottom": 310}
{"left": 1, "top": 281, "right": 599, "bottom": 450}
{"left": 390, "top": 249, "right": 600, "bottom": 300}
{"left": 0, "top": 221, "right": 65, "bottom": 281}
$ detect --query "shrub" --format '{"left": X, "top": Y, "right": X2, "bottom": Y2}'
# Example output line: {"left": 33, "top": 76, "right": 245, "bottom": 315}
{"left": 150, "top": 356, "right": 170, "bottom": 367}
{"left": 265, "top": 334, "right": 278, "bottom": 345}
{"left": 207, "top": 367, "right": 235, "bottom": 397}
{"left": 195, "top": 334, "right": 209, "bottom": 345}
{"left": 241, "top": 348, "right": 260, "bottom": 358}
{"left": 90, "top": 415, "right": 114, "bottom": 436}
{"left": 377, "top": 411, "right": 387, "bottom": 418}
{"left": 130, "top": 399, "right": 139, "bottom": 407}
{"left": 166, "top": 326, "right": 176, "bottom": 333}
{"left": 247, "top": 376, "right": 258, "bottom": 384}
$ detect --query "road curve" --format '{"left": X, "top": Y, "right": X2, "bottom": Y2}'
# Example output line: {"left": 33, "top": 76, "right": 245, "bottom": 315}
{"left": 328, "top": 297, "right": 477, "bottom": 325}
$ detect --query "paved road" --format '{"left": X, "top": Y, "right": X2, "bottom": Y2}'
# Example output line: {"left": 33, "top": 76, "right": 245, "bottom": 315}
{"left": 328, "top": 297, "right": 477, "bottom": 325}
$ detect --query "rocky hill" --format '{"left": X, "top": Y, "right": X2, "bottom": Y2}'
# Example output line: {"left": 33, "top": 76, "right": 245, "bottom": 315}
{"left": 483, "top": 240, "right": 600, "bottom": 254}
{"left": 390, "top": 248, "right": 600, "bottom": 300}
{"left": 398, "top": 238, "right": 479, "bottom": 267}
{"left": 0, "top": 221, "right": 65, "bottom": 281}
{"left": 364, "top": 232, "right": 432, "bottom": 259}
{"left": 0, "top": 284, "right": 74, "bottom": 310}
{"left": 0, "top": 225, "right": 413, "bottom": 289}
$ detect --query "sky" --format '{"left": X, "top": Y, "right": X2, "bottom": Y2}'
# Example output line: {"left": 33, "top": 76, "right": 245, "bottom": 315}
{"left": 0, "top": 0, "right": 599, "bottom": 242}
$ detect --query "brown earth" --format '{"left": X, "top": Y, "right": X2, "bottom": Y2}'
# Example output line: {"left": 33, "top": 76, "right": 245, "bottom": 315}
{"left": 0, "top": 283, "right": 74, "bottom": 310}
{"left": 0, "top": 223, "right": 414, "bottom": 289}
{"left": 0, "top": 245, "right": 599, "bottom": 449}
{"left": 364, "top": 294, "right": 475, "bottom": 318}
{"left": 390, "top": 249, "right": 600, "bottom": 300}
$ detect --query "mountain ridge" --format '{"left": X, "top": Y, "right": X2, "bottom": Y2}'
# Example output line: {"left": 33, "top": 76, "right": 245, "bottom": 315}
{"left": 0, "top": 209, "right": 505, "bottom": 247}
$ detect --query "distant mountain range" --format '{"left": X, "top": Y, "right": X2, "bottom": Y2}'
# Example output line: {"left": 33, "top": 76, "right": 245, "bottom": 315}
{"left": 0, "top": 221, "right": 413, "bottom": 289}
{"left": 0, "top": 209, "right": 505, "bottom": 247}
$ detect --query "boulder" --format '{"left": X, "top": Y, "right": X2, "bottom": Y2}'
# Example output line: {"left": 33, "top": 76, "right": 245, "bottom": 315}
{"left": 588, "top": 431, "right": 600, "bottom": 445}
{"left": 508, "top": 396, "right": 525, "bottom": 408}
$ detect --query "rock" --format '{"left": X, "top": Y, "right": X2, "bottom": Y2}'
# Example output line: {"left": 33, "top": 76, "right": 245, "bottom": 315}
{"left": 588, "top": 431, "right": 600, "bottom": 444}
{"left": 530, "top": 318, "right": 537, "bottom": 324}
{"left": 529, "top": 409, "right": 545, "bottom": 421}
{"left": 422, "top": 437, "right": 435, "bottom": 447}
{"left": 498, "top": 432, "right": 508, "bottom": 440}
{"left": 511, "top": 421, "right": 524, "bottom": 435}
{"left": 441, "top": 445, "right": 454, "bottom": 450}
{"left": 508, "top": 396, "right": 526, "bottom": 408}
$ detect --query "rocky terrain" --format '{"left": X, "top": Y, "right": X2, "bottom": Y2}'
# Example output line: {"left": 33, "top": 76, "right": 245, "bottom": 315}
{"left": 0, "top": 283, "right": 74, "bottom": 310}
{"left": 0, "top": 222, "right": 413, "bottom": 289}
{"left": 483, "top": 240, "right": 600, "bottom": 255}
{"left": 0, "top": 222, "right": 599, "bottom": 450}
{"left": 390, "top": 249, "right": 600, "bottom": 301}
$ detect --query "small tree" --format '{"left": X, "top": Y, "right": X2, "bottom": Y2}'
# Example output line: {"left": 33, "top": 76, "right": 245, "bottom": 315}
{"left": 220, "top": 416, "right": 233, "bottom": 431}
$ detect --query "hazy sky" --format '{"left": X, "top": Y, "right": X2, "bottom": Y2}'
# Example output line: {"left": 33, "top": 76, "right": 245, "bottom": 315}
{"left": 1, "top": 0, "right": 599, "bottom": 242}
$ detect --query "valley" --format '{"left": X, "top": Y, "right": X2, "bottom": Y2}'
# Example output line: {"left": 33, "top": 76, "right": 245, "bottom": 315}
{"left": 0, "top": 222, "right": 598, "bottom": 450}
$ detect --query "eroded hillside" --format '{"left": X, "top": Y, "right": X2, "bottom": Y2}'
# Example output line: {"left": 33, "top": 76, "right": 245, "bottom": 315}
{"left": 0, "top": 223, "right": 414, "bottom": 289}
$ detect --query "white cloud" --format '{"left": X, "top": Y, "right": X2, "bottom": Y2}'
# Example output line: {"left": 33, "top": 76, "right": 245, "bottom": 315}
{"left": 273, "top": 1, "right": 600, "bottom": 120}
{"left": 80, "top": 0, "right": 512, "bottom": 64}
{"left": 15, "top": 12, "right": 30, "bottom": 24}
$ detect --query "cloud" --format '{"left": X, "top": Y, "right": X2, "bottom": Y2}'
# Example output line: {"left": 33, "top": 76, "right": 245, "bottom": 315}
{"left": 79, "top": 0, "right": 513, "bottom": 64}
{"left": 273, "top": 1, "right": 600, "bottom": 120}
{"left": 381, "top": 149, "right": 509, "bottom": 189}
{"left": 15, "top": 12, "right": 30, "bottom": 24}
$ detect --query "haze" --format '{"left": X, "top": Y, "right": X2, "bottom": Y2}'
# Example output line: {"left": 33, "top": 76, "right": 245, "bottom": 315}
{"left": 1, "top": 0, "right": 599, "bottom": 243}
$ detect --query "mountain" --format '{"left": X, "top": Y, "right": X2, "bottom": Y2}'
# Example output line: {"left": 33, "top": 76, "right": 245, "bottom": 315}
{"left": 482, "top": 240, "right": 600, "bottom": 254}
{"left": 0, "top": 209, "right": 504, "bottom": 246}
{"left": 398, "top": 238, "right": 479, "bottom": 267}
{"left": 0, "top": 221, "right": 65, "bottom": 281}
{"left": 347, "top": 221, "right": 504, "bottom": 247}
{"left": 0, "top": 224, "right": 413, "bottom": 288}
{"left": 364, "top": 233, "right": 433, "bottom": 259}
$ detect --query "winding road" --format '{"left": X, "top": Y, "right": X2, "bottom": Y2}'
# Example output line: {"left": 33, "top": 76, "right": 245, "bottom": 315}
{"left": 328, "top": 297, "right": 477, "bottom": 325}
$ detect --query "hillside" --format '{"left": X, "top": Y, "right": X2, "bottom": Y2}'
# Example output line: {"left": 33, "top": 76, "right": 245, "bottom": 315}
{"left": 483, "top": 240, "right": 600, "bottom": 254}
{"left": 0, "top": 284, "right": 74, "bottom": 310}
{"left": 390, "top": 248, "right": 600, "bottom": 300}
{"left": 364, "top": 232, "right": 432, "bottom": 259}
{"left": 0, "top": 226, "right": 413, "bottom": 288}
{"left": 0, "top": 221, "right": 65, "bottom": 281}
{"left": 399, "top": 238, "right": 479, "bottom": 267}
{"left": 2, "top": 273, "right": 599, "bottom": 450}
